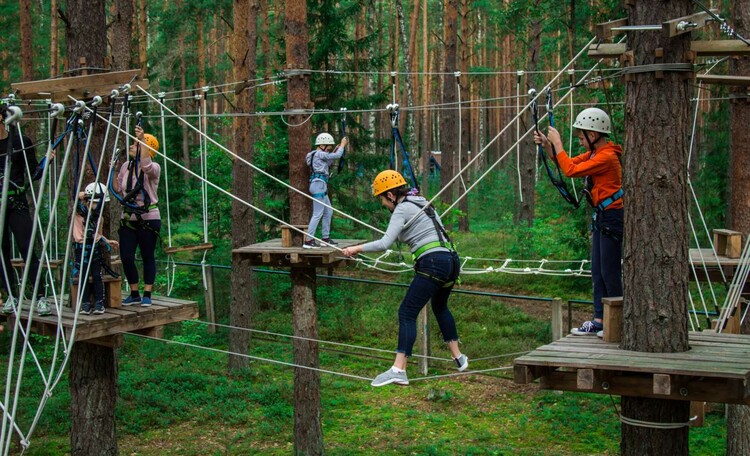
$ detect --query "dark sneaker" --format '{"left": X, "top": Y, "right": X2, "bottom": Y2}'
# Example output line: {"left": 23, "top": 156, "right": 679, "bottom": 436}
{"left": 80, "top": 302, "right": 92, "bottom": 315}
{"left": 36, "top": 297, "right": 52, "bottom": 316}
{"left": 122, "top": 295, "right": 141, "bottom": 306}
{"left": 2, "top": 296, "right": 16, "bottom": 314}
{"left": 321, "top": 238, "right": 338, "bottom": 246}
{"left": 571, "top": 320, "right": 603, "bottom": 336}
{"left": 454, "top": 354, "right": 469, "bottom": 372}
{"left": 140, "top": 297, "right": 152, "bottom": 307}
{"left": 302, "top": 240, "right": 320, "bottom": 249}
{"left": 371, "top": 368, "right": 409, "bottom": 387}
{"left": 93, "top": 302, "right": 105, "bottom": 315}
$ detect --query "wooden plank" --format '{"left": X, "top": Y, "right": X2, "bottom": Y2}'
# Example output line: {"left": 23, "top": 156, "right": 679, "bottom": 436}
{"left": 588, "top": 43, "right": 625, "bottom": 59}
{"left": 690, "top": 402, "right": 705, "bottom": 427}
{"left": 514, "top": 364, "right": 539, "bottom": 384}
{"left": 692, "top": 40, "right": 750, "bottom": 57}
{"left": 538, "top": 370, "right": 750, "bottom": 405}
{"left": 516, "top": 350, "right": 749, "bottom": 378}
{"left": 653, "top": 373, "right": 672, "bottom": 395}
{"left": 163, "top": 242, "right": 214, "bottom": 254}
{"left": 595, "top": 18, "right": 627, "bottom": 40}
{"left": 602, "top": 297, "right": 623, "bottom": 343}
{"left": 538, "top": 341, "right": 750, "bottom": 364}
{"left": 663, "top": 10, "right": 717, "bottom": 38}
{"left": 577, "top": 368, "right": 594, "bottom": 390}
{"left": 698, "top": 74, "right": 750, "bottom": 86}
{"left": 11, "top": 69, "right": 148, "bottom": 102}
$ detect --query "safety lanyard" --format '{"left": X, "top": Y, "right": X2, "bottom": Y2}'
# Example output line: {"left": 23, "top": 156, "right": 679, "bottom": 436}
{"left": 388, "top": 104, "right": 419, "bottom": 192}
{"left": 533, "top": 88, "right": 580, "bottom": 208}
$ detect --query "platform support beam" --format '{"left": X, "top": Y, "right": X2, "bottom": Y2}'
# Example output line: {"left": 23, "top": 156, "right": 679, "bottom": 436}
{"left": 204, "top": 265, "right": 216, "bottom": 333}
{"left": 551, "top": 298, "right": 563, "bottom": 341}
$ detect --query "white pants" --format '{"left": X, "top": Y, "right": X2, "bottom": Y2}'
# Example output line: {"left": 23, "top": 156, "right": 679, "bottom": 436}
{"left": 307, "top": 180, "right": 332, "bottom": 240}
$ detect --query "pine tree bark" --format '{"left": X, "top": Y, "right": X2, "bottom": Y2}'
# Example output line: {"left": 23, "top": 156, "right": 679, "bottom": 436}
{"left": 621, "top": 2, "right": 692, "bottom": 455}
{"left": 19, "top": 0, "right": 33, "bottom": 80}
{"left": 138, "top": 0, "right": 147, "bottom": 79}
{"left": 285, "top": 1, "right": 321, "bottom": 454}
{"left": 395, "top": 0, "right": 417, "bottom": 158}
{"left": 726, "top": 1, "right": 750, "bottom": 453}
{"left": 517, "top": 5, "right": 541, "bottom": 227}
{"left": 440, "top": 0, "right": 458, "bottom": 210}
{"left": 420, "top": 1, "right": 430, "bottom": 191}
{"left": 70, "top": 343, "right": 118, "bottom": 456}
{"left": 230, "top": 0, "right": 259, "bottom": 372}
{"left": 110, "top": 0, "right": 133, "bottom": 71}
{"left": 50, "top": 0, "right": 59, "bottom": 77}
{"left": 457, "top": 0, "right": 470, "bottom": 232}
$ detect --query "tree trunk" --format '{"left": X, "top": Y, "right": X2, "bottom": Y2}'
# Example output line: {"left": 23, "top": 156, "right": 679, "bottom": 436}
{"left": 517, "top": 8, "right": 540, "bottom": 228}
{"left": 457, "top": 0, "right": 470, "bottom": 232}
{"left": 395, "top": 0, "right": 417, "bottom": 183}
{"left": 726, "top": 1, "right": 750, "bottom": 452}
{"left": 70, "top": 343, "right": 117, "bottom": 456}
{"left": 440, "top": 0, "right": 458, "bottom": 213}
{"left": 291, "top": 268, "right": 322, "bottom": 455}
{"left": 50, "top": 0, "right": 59, "bottom": 77}
{"left": 229, "top": 0, "right": 259, "bottom": 372}
{"left": 110, "top": 0, "right": 133, "bottom": 71}
{"left": 177, "top": 4, "right": 191, "bottom": 188}
{"left": 285, "top": 0, "right": 312, "bottom": 225}
{"left": 19, "top": 0, "right": 33, "bottom": 80}
{"left": 621, "top": 2, "right": 692, "bottom": 455}
{"left": 420, "top": 0, "right": 430, "bottom": 191}
{"left": 138, "top": 0, "right": 147, "bottom": 79}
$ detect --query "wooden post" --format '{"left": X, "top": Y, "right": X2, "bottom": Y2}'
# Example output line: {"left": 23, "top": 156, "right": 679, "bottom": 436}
{"left": 204, "top": 265, "right": 216, "bottom": 334}
{"left": 603, "top": 297, "right": 623, "bottom": 343}
{"left": 714, "top": 229, "right": 742, "bottom": 259}
{"left": 418, "top": 306, "right": 429, "bottom": 375}
{"left": 551, "top": 298, "right": 563, "bottom": 341}
{"left": 291, "top": 267, "right": 322, "bottom": 455}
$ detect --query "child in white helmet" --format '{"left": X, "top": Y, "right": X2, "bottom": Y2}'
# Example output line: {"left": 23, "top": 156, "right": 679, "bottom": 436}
{"left": 73, "top": 183, "right": 119, "bottom": 315}
{"left": 303, "top": 132, "right": 348, "bottom": 248}
{"left": 534, "top": 107, "right": 623, "bottom": 338}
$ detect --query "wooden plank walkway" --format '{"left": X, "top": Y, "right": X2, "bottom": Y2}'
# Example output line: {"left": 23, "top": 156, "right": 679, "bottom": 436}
{"left": 0, "top": 295, "right": 198, "bottom": 344}
{"left": 514, "top": 332, "right": 750, "bottom": 405}
{"left": 233, "top": 238, "right": 365, "bottom": 268}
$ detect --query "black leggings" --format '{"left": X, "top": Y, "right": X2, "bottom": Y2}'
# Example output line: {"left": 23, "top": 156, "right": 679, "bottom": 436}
{"left": 1, "top": 205, "right": 41, "bottom": 298}
{"left": 73, "top": 243, "right": 104, "bottom": 304}
{"left": 119, "top": 219, "right": 161, "bottom": 286}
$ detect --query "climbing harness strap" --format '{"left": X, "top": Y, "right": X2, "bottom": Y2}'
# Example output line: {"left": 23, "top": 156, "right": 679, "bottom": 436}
{"left": 311, "top": 192, "right": 327, "bottom": 199}
{"left": 309, "top": 172, "right": 329, "bottom": 183}
{"left": 388, "top": 104, "right": 420, "bottom": 192}
{"left": 337, "top": 108, "right": 347, "bottom": 174}
{"left": 402, "top": 198, "right": 460, "bottom": 287}
{"left": 597, "top": 188, "right": 623, "bottom": 212}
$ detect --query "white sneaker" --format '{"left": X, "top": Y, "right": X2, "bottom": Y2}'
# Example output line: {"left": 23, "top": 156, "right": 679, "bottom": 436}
{"left": 36, "top": 297, "right": 52, "bottom": 316}
{"left": 2, "top": 296, "right": 16, "bottom": 314}
{"left": 371, "top": 368, "right": 409, "bottom": 387}
{"left": 454, "top": 354, "right": 469, "bottom": 372}
{"left": 597, "top": 330, "right": 604, "bottom": 339}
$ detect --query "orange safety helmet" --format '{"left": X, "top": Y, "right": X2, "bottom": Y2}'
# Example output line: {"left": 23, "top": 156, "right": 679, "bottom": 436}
{"left": 372, "top": 170, "right": 407, "bottom": 197}
{"left": 141, "top": 133, "right": 159, "bottom": 158}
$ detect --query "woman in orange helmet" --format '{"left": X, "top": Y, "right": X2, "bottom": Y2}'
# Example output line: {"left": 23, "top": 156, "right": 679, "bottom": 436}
{"left": 342, "top": 170, "right": 468, "bottom": 387}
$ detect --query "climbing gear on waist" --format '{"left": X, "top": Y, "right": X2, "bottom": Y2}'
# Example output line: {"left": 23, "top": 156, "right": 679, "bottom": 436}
{"left": 311, "top": 191, "right": 327, "bottom": 199}
{"left": 596, "top": 188, "right": 623, "bottom": 212}
{"left": 412, "top": 241, "right": 446, "bottom": 259}
{"left": 309, "top": 172, "right": 329, "bottom": 183}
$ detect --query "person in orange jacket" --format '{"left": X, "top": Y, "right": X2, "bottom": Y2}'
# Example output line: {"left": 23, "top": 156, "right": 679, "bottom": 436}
{"left": 534, "top": 107, "right": 623, "bottom": 337}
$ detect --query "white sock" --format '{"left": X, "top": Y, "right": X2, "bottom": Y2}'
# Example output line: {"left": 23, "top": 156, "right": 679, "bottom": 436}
{"left": 391, "top": 366, "right": 405, "bottom": 373}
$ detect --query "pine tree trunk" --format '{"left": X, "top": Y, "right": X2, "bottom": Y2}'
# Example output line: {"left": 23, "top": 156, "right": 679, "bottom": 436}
{"left": 19, "top": 0, "right": 33, "bottom": 80}
{"left": 291, "top": 268, "right": 322, "bottom": 455}
{"left": 110, "top": 0, "right": 133, "bottom": 71}
{"left": 726, "top": 1, "right": 750, "bottom": 452}
{"left": 420, "top": 1, "right": 430, "bottom": 191}
{"left": 517, "top": 7, "right": 540, "bottom": 227}
{"left": 621, "top": 2, "right": 692, "bottom": 455}
{"left": 138, "top": 0, "right": 147, "bottom": 79}
{"left": 457, "top": 0, "right": 470, "bottom": 232}
{"left": 440, "top": 0, "right": 458, "bottom": 211}
{"left": 50, "top": 0, "right": 59, "bottom": 77}
{"left": 70, "top": 343, "right": 117, "bottom": 456}
{"left": 230, "top": 0, "right": 259, "bottom": 372}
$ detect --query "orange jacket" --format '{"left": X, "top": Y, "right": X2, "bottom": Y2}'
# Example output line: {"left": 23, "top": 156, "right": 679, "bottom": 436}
{"left": 555, "top": 141, "right": 623, "bottom": 210}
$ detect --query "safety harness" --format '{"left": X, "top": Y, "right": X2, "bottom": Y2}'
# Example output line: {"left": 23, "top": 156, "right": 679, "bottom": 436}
{"left": 72, "top": 199, "right": 120, "bottom": 280}
{"left": 402, "top": 198, "right": 460, "bottom": 287}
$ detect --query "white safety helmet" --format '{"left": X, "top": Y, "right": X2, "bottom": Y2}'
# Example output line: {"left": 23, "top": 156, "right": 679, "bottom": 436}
{"left": 314, "top": 132, "right": 335, "bottom": 146}
{"left": 573, "top": 107, "right": 611, "bottom": 135}
{"left": 84, "top": 182, "right": 110, "bottom": 203}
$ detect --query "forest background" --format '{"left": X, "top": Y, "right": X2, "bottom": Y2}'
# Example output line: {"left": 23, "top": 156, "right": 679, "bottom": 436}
{"left": 0, "top": 0, "right": 733, "bottom": 454}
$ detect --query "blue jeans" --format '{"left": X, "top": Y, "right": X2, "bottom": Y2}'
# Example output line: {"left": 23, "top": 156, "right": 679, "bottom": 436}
{"left": 397, "top": 251, "right": 459, "bottom": 357}
{"left": 307, "top": 180, "right": 332, "bottom": 240}
{"left": 591, "top": 208, "right": 623, "bottom": 319}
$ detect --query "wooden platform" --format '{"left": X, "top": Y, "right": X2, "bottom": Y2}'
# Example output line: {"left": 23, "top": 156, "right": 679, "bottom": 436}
{"left": 233, "top": 238, "right": 365, "bottom": 268}
{"left": 690, "top": 248, "right": 747, "bottom": 287}
{"left": 0, "top": 295, "right": 198, "bottom": 345}
{"left": 514, "top": 332, "right": 750, "bottom": 405}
